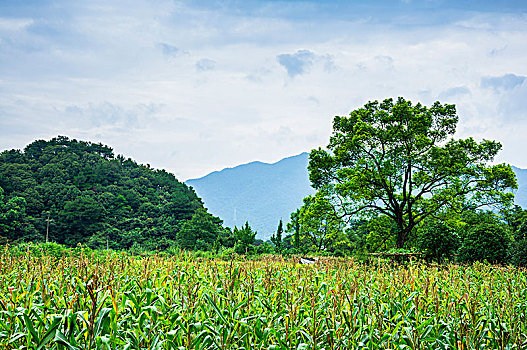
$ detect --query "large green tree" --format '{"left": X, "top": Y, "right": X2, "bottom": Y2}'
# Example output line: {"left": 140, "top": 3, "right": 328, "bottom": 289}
{"left": 309, "top": 97, "right": 517, "bottom": 248}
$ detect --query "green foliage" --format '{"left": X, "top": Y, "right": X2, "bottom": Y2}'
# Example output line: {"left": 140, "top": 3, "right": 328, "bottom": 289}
{"left": 255, "top": 241, "right": 274, "bottom": 254}
{"left": 0, "top": 194, "right": 27, "bottom": 241}
{"left": 517, "top": 221, "right": 527, "bottom": 241}
{"left": 503, "top": 205, "right": 527, "bottom": 242}
{"left": 0, "top": 136, "right": 220, "bottom": 250}
{"left": 270, "top": 219, "right": 283, "bottom": 253}
{"left": 385, "top": 247, "right": 418, "bottom": 254}
{"left": 417, "top": 219, "right": 460, "bottom": 262}
{"left": 5, "top": 241, "right": 116, "bottom": 259}
{"left": 231, "top": 221, "right": 257, "bottom": 255}
{"left": 500, "top": 206, "right": 527, "bottom": 266}
{"left": 286, "top": 209, "right": 304, "bottom": 253}
{"left": 178, "top": 208, "right": 222, "bottom": 251}
{"left": 365, "top": 215, "right": 397, "bottom": 252}
{"left": 62, "top": 195, "right": 104, "bottom": 245}
{"left": 510, "top": 239, "right": 527, "bottom": 267}
{"left": 345, "top": 220, "right": 369, "bottom": 255}
{"left": 217, "top": 227, "right": 236, "bottom": 248}
{"left": 308, "top": 97, "right": 517, "bottom": 248}
{"left": 458, "top": 212, "right": 512, "bottom": 264}
{"left": 297, "top": 192, "right": 344, "bottom": 252}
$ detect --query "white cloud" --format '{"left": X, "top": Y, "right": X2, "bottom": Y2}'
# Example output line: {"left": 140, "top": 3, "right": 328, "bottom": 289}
{"left": 277, "top": 50, "right": 336, "bottom": 77}
{"left": 0, "top": 17, "right": 33, "bottom": 31}
{"left": 157, "top": 43, "right": 182, "bottom": 57}
{"left": 497, "top": 80, "right": 527, "bottom": 121}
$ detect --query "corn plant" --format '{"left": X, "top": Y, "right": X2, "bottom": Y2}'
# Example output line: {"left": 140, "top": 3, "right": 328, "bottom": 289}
{"left": 0, "top": 249, "right": 526, "bottom": 349}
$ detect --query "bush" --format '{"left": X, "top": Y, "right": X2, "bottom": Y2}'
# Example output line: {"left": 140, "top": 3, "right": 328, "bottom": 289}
{"left": 333, "top": 249, "right": 347, "bottom": 257}
{"left": 220, "top": 247, "right": 236, "bottom": 259}
{"left": 7, "top": 242, "right": 69, "bottom": 258}
{"left": 417, "top": 220, "right": 460, "bottom": 262}
{"left": 458, "top": 221, "right": 511, "bottom": 264}
{"left": 193, "top": 250, "right": 215, "bottom": 260}
{"left": 255, "top": 242, "right": 274, "bottom": 255}
{"left": 510, "top": 239, "right": 527, "bottom": 267}
{"left": 234, "top": 241, "right": 255, "bottom": 255}
{"left": 5, "top": 242, "right": 121, "bottom": 259}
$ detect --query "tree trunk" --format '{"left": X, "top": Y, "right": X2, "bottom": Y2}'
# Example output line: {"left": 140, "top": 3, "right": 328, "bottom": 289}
{"left": 395, "top": 226, "right": 408, "bottom": 249}
{"left": 395, "top": 215, "right": 406, "bottom": 249}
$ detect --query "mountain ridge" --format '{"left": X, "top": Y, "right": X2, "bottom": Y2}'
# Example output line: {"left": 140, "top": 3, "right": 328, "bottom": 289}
{"left": 189, "top": 153, "right": 311, "bottom": 181}
{"left": 186, "top": 152, "right": 315, "bottom": 239}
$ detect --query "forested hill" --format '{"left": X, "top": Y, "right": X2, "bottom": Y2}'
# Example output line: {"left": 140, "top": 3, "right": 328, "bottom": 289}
{"left": 0, "top": 136, "right": 221, "bottom": 250}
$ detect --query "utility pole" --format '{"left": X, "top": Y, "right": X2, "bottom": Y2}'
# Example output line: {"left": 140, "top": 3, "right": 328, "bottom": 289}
{"left": 46, "top": 213, "right": 50, "bottom": 243}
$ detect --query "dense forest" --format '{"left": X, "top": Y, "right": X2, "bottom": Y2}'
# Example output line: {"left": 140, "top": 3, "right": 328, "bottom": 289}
{"left": 0, "top": 136, "right": 229, "bottom": 251}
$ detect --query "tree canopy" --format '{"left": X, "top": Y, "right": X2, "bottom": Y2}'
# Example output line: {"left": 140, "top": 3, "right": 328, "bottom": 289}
{"left": 308, "top": 97, "right": 517, "bottom": 248}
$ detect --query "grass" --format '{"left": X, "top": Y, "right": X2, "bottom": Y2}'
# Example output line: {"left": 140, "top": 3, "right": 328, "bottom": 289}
{"left": 0, "top": 248, "right": 526, "bottom": 349}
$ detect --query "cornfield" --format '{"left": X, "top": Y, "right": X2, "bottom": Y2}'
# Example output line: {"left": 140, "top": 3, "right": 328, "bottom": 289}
{"left": 0, "top": 250, "right": 526, "bottom": 349}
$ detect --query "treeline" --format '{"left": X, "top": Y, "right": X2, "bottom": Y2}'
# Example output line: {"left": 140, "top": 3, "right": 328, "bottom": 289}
{"left": 265, "top": 204, "right": 527, "bottom": 266}
{"left": 2, "top": 126, "right": 527, "bottom": 267}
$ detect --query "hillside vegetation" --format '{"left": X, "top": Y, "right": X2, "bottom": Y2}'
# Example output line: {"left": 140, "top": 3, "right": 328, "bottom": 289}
{"left": 0, "top": 136, "right": 220, "bottom": 251}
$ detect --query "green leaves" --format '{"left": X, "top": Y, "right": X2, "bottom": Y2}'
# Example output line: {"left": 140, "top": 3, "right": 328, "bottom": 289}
{"left": 297, "top": 192, "right": 344, "bottom": 252}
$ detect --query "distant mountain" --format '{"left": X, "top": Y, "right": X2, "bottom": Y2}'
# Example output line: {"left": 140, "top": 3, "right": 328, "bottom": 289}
{"left": 186, "top": 153, "right": 315, "bottom": 240}
{"left": 512, "top": 166, "right": 527, "bottom": 208}
{"left": 187, "top": 156, "right": 527, "bottom": 240}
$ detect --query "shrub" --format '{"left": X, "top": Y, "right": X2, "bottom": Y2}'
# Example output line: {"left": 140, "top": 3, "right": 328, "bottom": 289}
{"left": 193, "top": 250, "right": 215, "bottom": 260}
{"left": 234, "top": 241, "right": 255, "bottom": 255}
{"left": 458, "top": 221, "right": 511, "bottom": 264}
{"left": 333, "top": 249, "right": 347, "bottom": 257}
{"left": 220, "top": 247, "right": 235, "bottom": 258}
{"left": 7, "top": 242, "right": 68, "bottom": 258}
{"left": 255, "top": 242, "right": 274, "bottom": 255}
{"left": 417, "top": 220, "right": 460, "bottom": 262}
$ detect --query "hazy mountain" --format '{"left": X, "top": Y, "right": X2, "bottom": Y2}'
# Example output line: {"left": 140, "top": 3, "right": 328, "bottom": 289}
{"left": 187, "top": 155, "right": 527, "bottom": 240}
{"left": 186, "top": 153, "right": 315, "bottom": 240}
{"left": 512, "top": 166, "right": 527, "bottom": 208}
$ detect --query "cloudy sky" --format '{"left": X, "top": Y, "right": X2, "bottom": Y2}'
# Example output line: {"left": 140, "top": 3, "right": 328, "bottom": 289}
{"left": 1, "top": 0, "right": 526, "bottom": 180}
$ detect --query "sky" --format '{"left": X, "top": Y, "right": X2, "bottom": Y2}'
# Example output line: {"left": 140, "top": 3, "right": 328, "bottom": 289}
{"left": 1, "top": 0, "right": 526, "bottom": 180}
